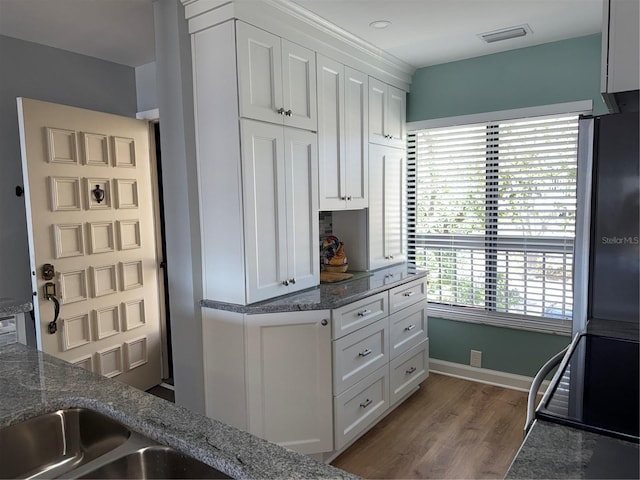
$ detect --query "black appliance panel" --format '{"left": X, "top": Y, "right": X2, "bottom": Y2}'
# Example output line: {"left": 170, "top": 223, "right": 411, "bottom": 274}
{"left": 589, "top": 112, "right": 640, "bottom": 323}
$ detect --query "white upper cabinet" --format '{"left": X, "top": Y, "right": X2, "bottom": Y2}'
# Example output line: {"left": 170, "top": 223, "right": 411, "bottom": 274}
{"left": 237, "top": 22, "right": 317, "bottom": 131}
{"left": 368, "top": 77, "right": 406, "bottom": 148}
{"left": 242, "top": 119, "right": 319, "bottom": 304}
{"left": 317, "top": 55, "right": 368, "bottom": 210}
{"left": 369, "top": 144, "right": 406, "bottom": 269}
{"left": 601, "top": 0, "right": 639, "bottom": 110}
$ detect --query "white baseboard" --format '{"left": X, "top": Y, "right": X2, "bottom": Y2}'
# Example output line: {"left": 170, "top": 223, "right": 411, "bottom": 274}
{"left": 429, "top": 358, "right": 550, "bottom": 394}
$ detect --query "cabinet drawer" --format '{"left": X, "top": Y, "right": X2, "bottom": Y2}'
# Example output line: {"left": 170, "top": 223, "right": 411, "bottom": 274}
{"left": 389, "top": 301, "right": 427, "bottom": 360}
{"left": 389, "top": 339, "right": 429, "bottom": 406}
{"left": 334, "top": 365, "right": 389, "bottom": 450}
{"left": 333, "top": 319, "right": 389, "bottom": 395}
{"left": 389, "top": 277, "right": 426, "bottom": 313}
{"left": 331, "top": 291, "right": 388, "bottom": 339}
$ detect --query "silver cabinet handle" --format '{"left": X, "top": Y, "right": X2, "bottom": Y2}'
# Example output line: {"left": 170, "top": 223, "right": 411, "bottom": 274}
{"left": 289, "top": 278, "right": 296, "bottom": 284}
{"left": 404, "top": 324, "right": 416, "bottom": 332}
{"left": 277, "top": 107, "right": 285, "bottom": 115}
{"left": 282, "top": 280, "right": 289, "bottom": 286}
{"left": 360, "top": 398, "right": 372, "bottom": 408}
{"left": 390, "top": 255, "right": 394, "bottom": 259}
{"left": 358, "top": 348, "right": 372, "bottom": 357}
{"left": 403, "top": 291, "right": 415, "bottom": 297}
{"left": 357, "top": 309, "right": 371, "bottom": 317}
{"left": 347, "top": 196, "right": 352, "bottom": 200}
{"left": 285, "top": 109, "right": 292, "bottom": 117}
{"left": 406, "top": 366, "right": 417, "bottom": 375}
{"left": 321, "top": 319, "right": 328, "bottom": 326}
{"left": 341, "top": 196, "right": 347, "bottom": 200}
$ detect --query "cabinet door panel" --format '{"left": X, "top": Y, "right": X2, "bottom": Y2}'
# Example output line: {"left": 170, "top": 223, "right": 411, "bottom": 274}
{"left": 284, "top": 128, "right": 319, "bottom": 291}
{"left": 282, "top": 40, "right": 317, "bottom": 131}
{"left": 384, "top": 148, "right": 406, "bottom": 263}
{"left": 241, "top": 120, "right": 288, "bottom": 303}
{"left": 246, "top": 310, "right": 333, "bottom": 454}
{"left": 386, "top": 85, "right": 406, "bottom": 148}
{"left": 237, "top": 22, "right": 283, "bottom": 125}
{"left": 368, "top": 77, "right": 386, "bottom": 144}
{"left": 344, "top": 67, "right": 368, "bottom": 209}
{"left": 317, "top": 55, "right": 346, "bottom": 210}
{"left": 368, "top": 144, "right": 386, "bottom": 269}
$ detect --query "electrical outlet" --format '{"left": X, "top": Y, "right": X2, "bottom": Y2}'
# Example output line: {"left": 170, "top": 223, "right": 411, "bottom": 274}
{"left": 470, "top": 350, "right": 482, "bottom": 368}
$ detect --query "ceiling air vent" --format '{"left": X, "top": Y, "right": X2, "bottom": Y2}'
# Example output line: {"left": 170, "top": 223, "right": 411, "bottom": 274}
{"left": 479, "top": 24, "right": 532, "bottom": 43}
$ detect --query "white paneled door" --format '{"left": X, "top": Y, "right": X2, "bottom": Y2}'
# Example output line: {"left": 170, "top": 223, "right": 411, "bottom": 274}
{"left": 18, "top": 98, "right": 162, "bottom": 391}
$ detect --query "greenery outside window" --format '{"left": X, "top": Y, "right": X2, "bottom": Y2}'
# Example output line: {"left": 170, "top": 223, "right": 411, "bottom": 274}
{"left": 407, "top": 113, "right": 580, "bottom": 334}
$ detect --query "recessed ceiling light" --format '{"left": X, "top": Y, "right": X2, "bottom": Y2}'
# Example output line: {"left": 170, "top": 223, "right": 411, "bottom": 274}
{"left": 369, "top": 20, "right": 391, "bottom": 29}
{"left": 478, "top": 24, "right": 533, "bottom": 43}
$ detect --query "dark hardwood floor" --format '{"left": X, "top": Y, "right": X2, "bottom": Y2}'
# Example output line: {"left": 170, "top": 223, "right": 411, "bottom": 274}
{"left": 331, "top": 373, "right": 528, "bottom": 479}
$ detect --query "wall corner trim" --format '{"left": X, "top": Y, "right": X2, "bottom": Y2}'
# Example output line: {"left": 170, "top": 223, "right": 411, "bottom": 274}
{"left": 136, "top": 108, "right": 160, "bottom": 120}
{"left": 430, "top": 358, "right": 550, "bottom": 393}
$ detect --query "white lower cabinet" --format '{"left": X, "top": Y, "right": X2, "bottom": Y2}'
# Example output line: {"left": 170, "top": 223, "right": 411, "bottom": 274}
{"left": 390, "top": 340, "right": 429, "bottom": 406}
{"left": 329, "top": 278, "right": 429, "bottom": 456}
{"left": 202, "top": 277, "right": 428, "bottom": 458}
{"left": 245, "top": 310, "right": 333, "bottom": 454}
{"left": 333, "top": 318, "right": 389, "bottom": 395}
{"left": 334, "top": 365, "right": 389, "bottom": 450}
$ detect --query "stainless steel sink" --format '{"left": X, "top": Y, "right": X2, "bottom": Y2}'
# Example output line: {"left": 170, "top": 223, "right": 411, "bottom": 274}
{"left": 0, "top": 408, "right": 233, "bottom": 479}
{"left": 0, "top": 408, "right": 131, "bottom": 479}
{"left": 78, "top": 446, "right": 231, "bottom": 479}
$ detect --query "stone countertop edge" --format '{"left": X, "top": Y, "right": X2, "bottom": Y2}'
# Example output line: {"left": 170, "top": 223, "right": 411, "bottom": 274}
{"left": 505, "top": 420, "right": 639, "bottom": 479}
{"left": 0, "top": 343, "right": 358, "bottom": 480}
{"left": 0, "top": 298, "right": 33, "bottom": 316}
{"left": 201, "top": 267, "right": 428, "bottom": 314}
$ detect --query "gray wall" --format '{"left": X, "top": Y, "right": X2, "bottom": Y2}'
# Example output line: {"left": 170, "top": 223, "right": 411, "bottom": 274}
{"left": 153, "top": 0, "right": 204, "bottom": 413}
{"left": 0, "top": 34, "right": 136, "bottom": 302}
{"left": 135, "top": 61, "right": 158, "bottom": 112}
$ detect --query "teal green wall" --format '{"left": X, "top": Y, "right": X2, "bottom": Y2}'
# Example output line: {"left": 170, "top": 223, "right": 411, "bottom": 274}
{"left": 429, "top": 318, "right": 570, "bottom": 377}
{"left": 408, "top": 34, "right": 608, "bottom": 122}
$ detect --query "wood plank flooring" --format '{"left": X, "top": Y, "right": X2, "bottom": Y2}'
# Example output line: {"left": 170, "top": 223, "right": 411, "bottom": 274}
{"left": 331, "top": 373, "right": 528, "bottom": 479}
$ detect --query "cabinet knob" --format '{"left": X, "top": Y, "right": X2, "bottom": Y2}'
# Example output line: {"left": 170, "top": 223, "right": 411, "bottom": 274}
{"left": 282, "top": 280, "right": 290, "bottom": 286}
{"left": 321, "top": 319, "right": 328, "bottom": 326}
{"left": 347, "top": 196, "right": 352, "bottom": 200}
{"left": 360, "top": 398, "right": 373, "bottom": 408}
{"left": 406, "top": 366, "right": 417, "bottom": 375}
{"left": 404, "top": 324, "right": 416, "bottom": 332}
{"left": 403, "top": 291, "right": 415, "bottom": 297}
{"left": 357, "top": 309, "right": 371, "bottom": 317}
{"left": 289, "top": 278, "right": 296, "bottom": 284}
{"left": 277, "top": 107, "right": 285, "bottom": 115}
{"left": 358, "top": 348, "right": 372, "bottom": 357}
{"left": 341, "top": 196, "right": 347, "bottom": 200}
{"left": 285, "top": 109, "right": 292, "bottom": 117}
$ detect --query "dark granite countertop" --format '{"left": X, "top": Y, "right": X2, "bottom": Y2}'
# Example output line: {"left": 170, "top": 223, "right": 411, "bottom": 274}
{"left": 201, "top": 264, "right": 427, "bottom": 314}
{"left": 506, "top": 420, "right": 639, "bottom": 479}
{"left": 0, "top": 343, "right": 357, "bottom": 479}
{"left": 0, "top": 297, "right": 33, "bottom": 317}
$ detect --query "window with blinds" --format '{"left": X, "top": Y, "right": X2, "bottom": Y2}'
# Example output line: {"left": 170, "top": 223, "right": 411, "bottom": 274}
{"left": 407, "top": 114, "right": 579, "bottom": 333}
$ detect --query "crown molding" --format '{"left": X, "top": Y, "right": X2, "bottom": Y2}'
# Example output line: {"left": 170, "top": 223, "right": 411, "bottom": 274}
{"left": 181, "top": 0, "right": 414, "bottom": 90}
{"left": 265, "top": 0, "right": 415, "bottom": 76}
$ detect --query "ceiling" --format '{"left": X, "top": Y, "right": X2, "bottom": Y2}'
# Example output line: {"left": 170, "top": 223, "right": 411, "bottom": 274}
{"left": 0, "top": 0, "right": 603, "bottom": 69}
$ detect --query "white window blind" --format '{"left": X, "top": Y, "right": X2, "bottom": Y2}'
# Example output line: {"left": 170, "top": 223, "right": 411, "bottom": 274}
{"left": 407, "top": 114, "right": 579, "bottom": 334}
